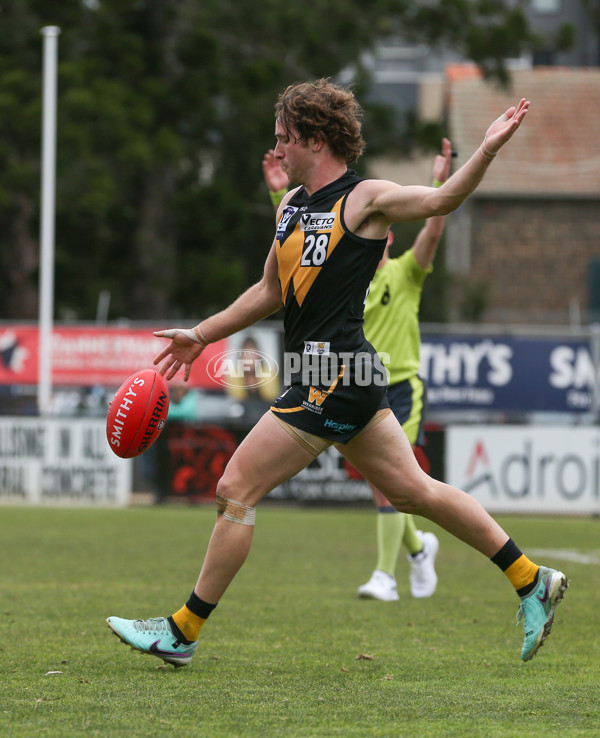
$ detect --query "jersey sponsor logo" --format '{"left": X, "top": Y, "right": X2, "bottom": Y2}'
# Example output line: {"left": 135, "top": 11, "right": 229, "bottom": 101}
{"left": 304, "top": 341, "right": 330, "bottom": 355}
{"left": 276, "top": 205, "right": 298, "bottom": 237}
{"left": 299, "top": 212, "right": 336, "bottom": 232}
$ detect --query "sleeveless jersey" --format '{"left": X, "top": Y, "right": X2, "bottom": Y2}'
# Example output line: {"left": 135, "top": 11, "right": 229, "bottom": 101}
{"left": 276, "top": 170, "right": 386, "bottom": 365}
{"left": 271, "top": 170, "right": 390, "bottom": 443}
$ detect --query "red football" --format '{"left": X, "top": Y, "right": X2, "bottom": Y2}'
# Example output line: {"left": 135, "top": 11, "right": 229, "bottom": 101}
{"left": 106, "top": 369, "right": 170, "bottom": 458}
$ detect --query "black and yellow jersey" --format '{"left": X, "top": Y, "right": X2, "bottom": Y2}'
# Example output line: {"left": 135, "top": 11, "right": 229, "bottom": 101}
{"left": 272, "top": 170, "right": 390, "bottom": 442}
{"left": 276, "top": 170, "right": 387, "bottom": 361}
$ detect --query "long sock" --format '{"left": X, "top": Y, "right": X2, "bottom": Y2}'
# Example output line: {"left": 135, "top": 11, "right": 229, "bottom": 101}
{"left": 375, "top": 507, "right": 405, "bottom": 576}
{"left": 490, "top": 538, "right": 539, "bottom": 597}
{"left": 402, "top": 514, "right": 423, "bottom": 556}
{"left": 169, "top": 591, "right": 217, "bottom": 643}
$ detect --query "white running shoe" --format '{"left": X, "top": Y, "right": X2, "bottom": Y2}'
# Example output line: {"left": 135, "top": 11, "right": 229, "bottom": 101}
{"left": 408, "top": 531, "right": 439, "bottom": 598}
{"left": 357, "top": 569, "right": 400, "bottom": 601}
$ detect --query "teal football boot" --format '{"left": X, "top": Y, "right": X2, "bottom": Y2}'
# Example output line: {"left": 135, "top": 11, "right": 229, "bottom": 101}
{"left": 516, "top": 566, "right": 568, "bottom": 661}
{"left": 107, "top": 616, "right": 197, "bottom": 667}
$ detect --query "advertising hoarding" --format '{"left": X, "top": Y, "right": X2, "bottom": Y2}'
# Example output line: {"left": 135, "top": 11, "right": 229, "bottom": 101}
{"left": 0, "top": 417, "right": 131, "bottom": 506}
{"left": 421, "top": 334, "right": 596, "bottom": 414}
{"left": 446, "top": 425, "right": 600, "bottom": 514}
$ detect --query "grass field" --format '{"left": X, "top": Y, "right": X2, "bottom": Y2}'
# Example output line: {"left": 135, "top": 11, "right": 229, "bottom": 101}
{"left": 1, "top": 505, "right": 598, "bottom": 737}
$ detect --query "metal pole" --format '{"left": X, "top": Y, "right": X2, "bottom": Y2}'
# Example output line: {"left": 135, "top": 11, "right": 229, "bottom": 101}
{"left": 37, "top": 26, "right": 60, "bottom": 416}
{"left": 96, "top": 290, "right": 111, "bottom": 324}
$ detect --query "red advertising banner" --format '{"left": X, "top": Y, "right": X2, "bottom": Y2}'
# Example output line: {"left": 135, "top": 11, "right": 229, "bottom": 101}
{"left": 0, "top": 325, "right": 227, "bottom": 388}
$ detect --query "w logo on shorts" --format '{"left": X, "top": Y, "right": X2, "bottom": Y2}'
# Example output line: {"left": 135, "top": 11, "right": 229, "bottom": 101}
{"left": 308, "top": 386, "right": 329, "bottom": 406}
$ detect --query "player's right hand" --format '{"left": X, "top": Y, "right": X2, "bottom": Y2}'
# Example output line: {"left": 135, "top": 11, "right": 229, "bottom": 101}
{"left": 152, "top": 328, "right": 206, "bottom": 382}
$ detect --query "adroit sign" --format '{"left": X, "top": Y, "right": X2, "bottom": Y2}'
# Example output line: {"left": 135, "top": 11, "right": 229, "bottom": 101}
{"left": 446, "top": 426, "right": 600, "bottom": 514}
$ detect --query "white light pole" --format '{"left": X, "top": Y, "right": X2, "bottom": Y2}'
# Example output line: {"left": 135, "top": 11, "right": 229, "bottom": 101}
{"left": 38, "top": 26, "right": 60, "bottom": 416}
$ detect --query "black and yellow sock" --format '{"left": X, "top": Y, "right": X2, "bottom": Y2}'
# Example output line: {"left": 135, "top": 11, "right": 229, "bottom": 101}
{"left": 490, "top": 538, "right": 539, "bottom": 597}
{"left": 168, "top": 591, "right": 217, "bottom": 644}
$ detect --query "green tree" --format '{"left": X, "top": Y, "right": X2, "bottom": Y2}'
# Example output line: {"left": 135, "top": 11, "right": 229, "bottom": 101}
{"left": 0, "top": 0, "right": 81, "bottom": 318}
{"left": 0, "top": 0, "right": 537, "bottom": 322}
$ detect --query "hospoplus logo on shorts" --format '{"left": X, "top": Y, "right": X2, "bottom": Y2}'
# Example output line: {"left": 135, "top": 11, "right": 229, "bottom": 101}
{"left": 207, "top": 348, "right": 279, "bottom": 389}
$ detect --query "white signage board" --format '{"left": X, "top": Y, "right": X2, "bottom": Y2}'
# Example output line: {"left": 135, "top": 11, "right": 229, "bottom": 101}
{"left": 446, "top": 425, "right": 600, "bottom": 515}
{"left": 0, "top": 417, "right": 131, "bottom": 506}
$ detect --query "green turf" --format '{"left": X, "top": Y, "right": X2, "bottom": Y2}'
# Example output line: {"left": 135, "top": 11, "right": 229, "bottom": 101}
{"left": 0, "top": 506, "right": 598, "bottom": 737}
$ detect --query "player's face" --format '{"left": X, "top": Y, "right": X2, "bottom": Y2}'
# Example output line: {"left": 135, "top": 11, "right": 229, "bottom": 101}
{"left": 274, "top": 119, "right": 310, "bottom": 183}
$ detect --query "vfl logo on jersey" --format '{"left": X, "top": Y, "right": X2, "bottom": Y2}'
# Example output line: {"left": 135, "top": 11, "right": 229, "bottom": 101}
{"left": 300, "top": 212, "right": 336, "bottom": 232}
{"left": 277, "top": 205, "right": 298, "bottom": 237}
{"left": 304, "top": 341, "right": 330, "bottom": 355}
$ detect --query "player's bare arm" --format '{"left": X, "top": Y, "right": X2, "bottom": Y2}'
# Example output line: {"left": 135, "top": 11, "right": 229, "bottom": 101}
{"left": 346, "top": 99, "right": 529, "bottom": 237}
{"left": 153, "top": 241, "right": 282, "bottom": 381}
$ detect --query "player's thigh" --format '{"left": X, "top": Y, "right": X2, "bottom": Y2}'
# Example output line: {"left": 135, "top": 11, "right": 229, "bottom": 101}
{"left": 340, "top": 413, "right": 429, "bottom": 508}
{"left": 218, "top": 411, "right": 315, "bottom": 506}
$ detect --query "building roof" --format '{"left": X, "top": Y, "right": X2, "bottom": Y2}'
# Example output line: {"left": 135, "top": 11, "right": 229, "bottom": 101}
{"left": 447, "top": 65, "right": 600, "bottom": 197}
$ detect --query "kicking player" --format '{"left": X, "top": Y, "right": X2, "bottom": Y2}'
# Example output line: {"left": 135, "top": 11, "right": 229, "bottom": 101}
{"left": 261, "top": 141, "right": 453, "bottom": 602}
{"left": 107, "top": 79, "right": 567, "bottom": 666}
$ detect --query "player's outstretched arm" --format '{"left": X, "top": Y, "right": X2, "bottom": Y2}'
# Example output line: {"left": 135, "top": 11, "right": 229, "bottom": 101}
{"left": 363, "top": 99, "right": 530, "bottom": 227}
{"left": 429, "top": 99, "right": 530, "bottom": 215}
{"left": 153, "top": 242, "right": 282, "bottom": 381}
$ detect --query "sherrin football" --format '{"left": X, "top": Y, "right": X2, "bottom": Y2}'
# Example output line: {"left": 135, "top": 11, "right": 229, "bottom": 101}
{"left": 106, "top": 369, "right": 170, "bottom": 458}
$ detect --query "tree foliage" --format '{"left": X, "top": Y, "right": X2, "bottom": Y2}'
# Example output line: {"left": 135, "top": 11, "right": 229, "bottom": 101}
{"left": 0, "top": 0, "right": 537, "bottom": 321}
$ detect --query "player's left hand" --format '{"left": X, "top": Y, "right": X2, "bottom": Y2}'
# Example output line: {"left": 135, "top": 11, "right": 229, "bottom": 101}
{"left": 483, "top": 98, "right": 530, "bottom": 155}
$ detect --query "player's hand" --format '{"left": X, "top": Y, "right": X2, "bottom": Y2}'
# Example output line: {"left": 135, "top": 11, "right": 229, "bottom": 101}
{"left": 433, "top": 137, "right": 452, "bottom": 184}
{"left": 152, "top": 328, "right": 206, "bottom": 382}
{"left": 483, "top": 99, "right": 530, "bottom": 155}
{"left": 262, "top": 149, "right": 289, "bottom": 192}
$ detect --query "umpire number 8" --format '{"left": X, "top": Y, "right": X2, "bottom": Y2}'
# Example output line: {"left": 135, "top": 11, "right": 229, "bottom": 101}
{"left": 301, "top": 233, "right": 329, "bottom": 266}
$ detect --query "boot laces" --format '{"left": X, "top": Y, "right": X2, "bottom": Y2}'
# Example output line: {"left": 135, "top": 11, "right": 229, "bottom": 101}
{"left": 133, "top": 617, "right": 169, "bottom": 633}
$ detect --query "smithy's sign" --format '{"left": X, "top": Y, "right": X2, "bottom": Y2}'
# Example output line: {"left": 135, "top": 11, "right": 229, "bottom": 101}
{"left": 421, "top": 334, "right": 597, "bottom": 414}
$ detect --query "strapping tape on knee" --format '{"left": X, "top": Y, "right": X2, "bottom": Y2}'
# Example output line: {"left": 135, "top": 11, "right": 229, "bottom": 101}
{"left": 216, "top": 494, "right": 256, "bottom": 526}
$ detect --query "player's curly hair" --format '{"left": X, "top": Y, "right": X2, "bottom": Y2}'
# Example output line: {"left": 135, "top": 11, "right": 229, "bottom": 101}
{"left": 275, "top": 78, "right": 365, "bottom": 164}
